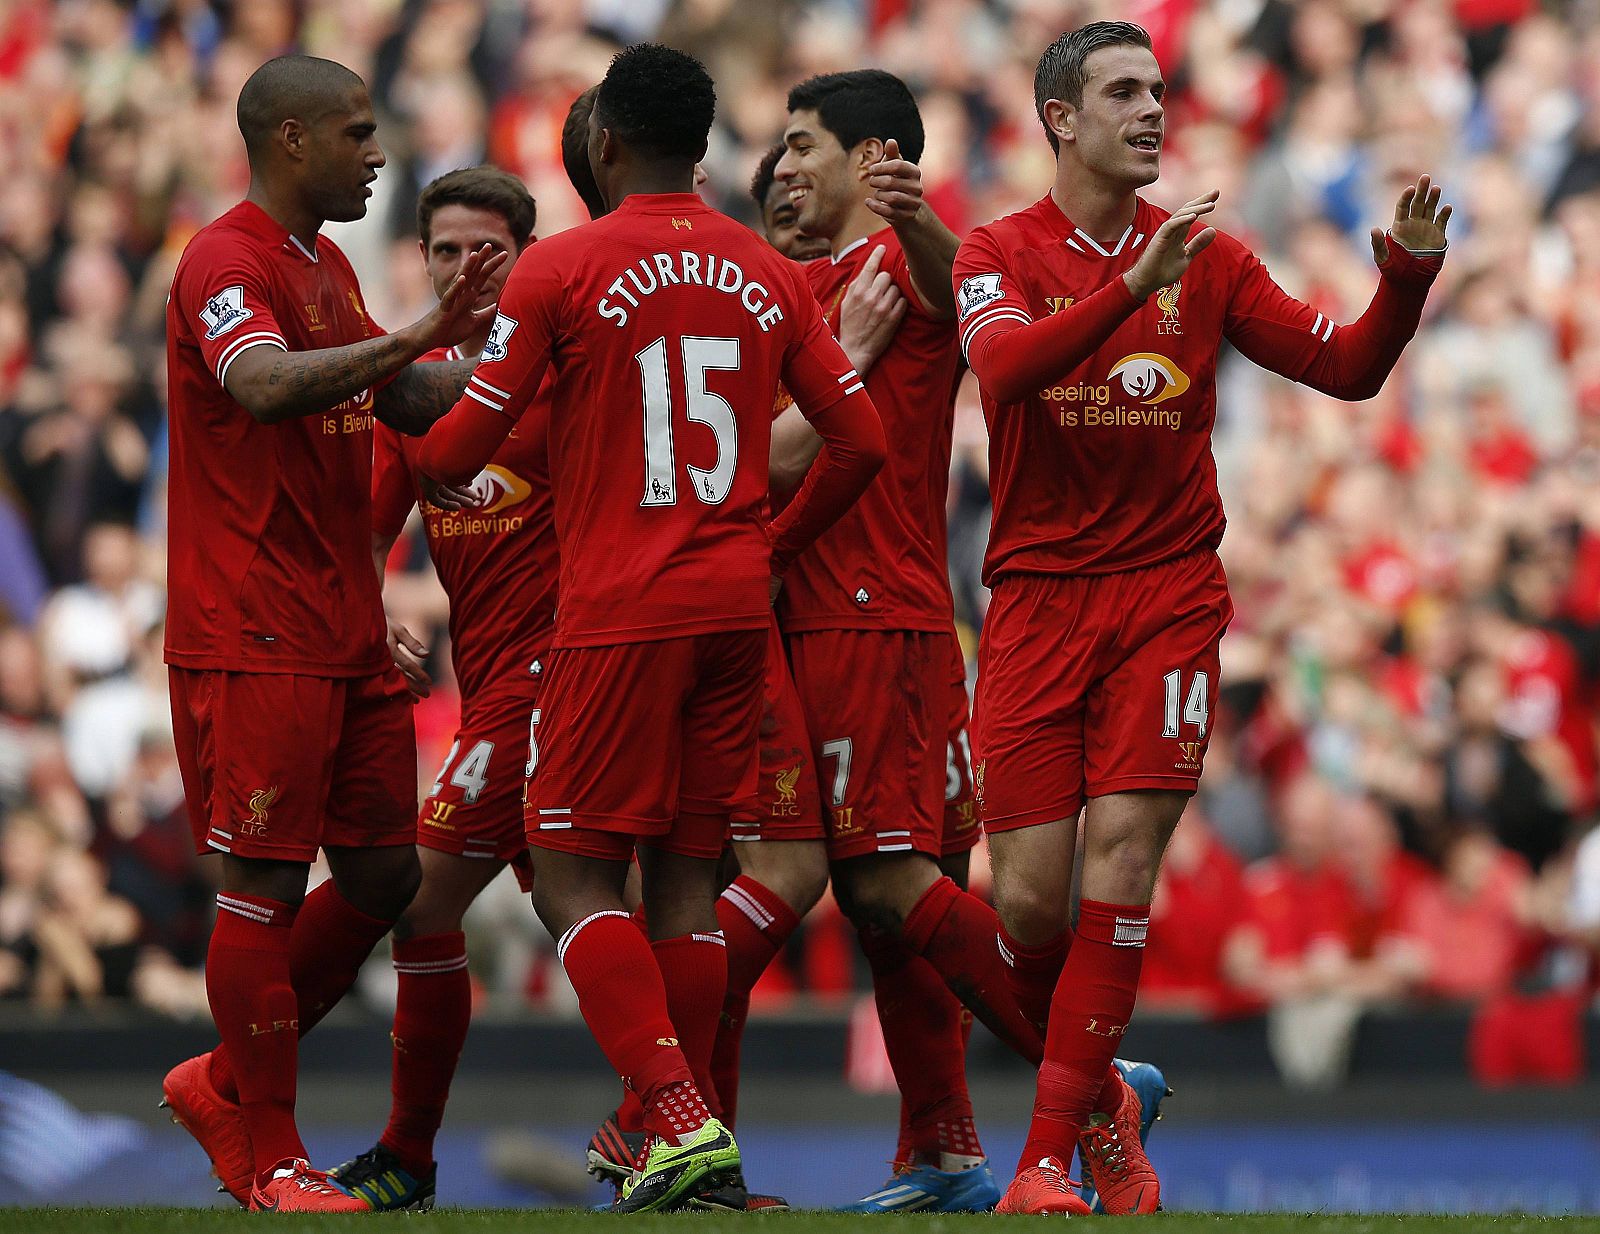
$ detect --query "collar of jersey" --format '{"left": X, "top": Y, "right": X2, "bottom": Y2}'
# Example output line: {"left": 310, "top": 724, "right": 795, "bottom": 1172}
{"left": 830, "top": 229, "right": 889, "bottom": 266}
{"left": 1040, "top": 192, "right": 1148, "bottom": 256}
{"left": 232, "top": 200, "right": 320, "bottom": 263}
{"left": 616, "top": 192, "right": 704, "bottom": 215}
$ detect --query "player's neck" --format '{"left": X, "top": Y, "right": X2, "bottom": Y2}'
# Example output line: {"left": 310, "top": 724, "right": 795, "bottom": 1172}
{"left": 1048, "top": 167, "right": 1138, "bottom": 244}
{"left": 245, "top": 181, "right": 323, "bottom": 250}
{"left": 605, "top": 167, "right": 698, "bottom": 208}
{"left": 830, "top": 199, "right": 887, "bottom": 258}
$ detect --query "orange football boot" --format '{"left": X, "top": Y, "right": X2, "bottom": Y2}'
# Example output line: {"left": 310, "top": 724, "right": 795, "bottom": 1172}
{"left": 251, "top": 1158, "right": 372, "bottom": 1212}
{"left": 996, "top": 1157, "right": 1092, "bottom": 1215}
{"left": 160, "top": 1051, "right": 253, "bottom": 1206}
{"left": 1078, "top": 1068, "right": 1161, "bottom": 1214}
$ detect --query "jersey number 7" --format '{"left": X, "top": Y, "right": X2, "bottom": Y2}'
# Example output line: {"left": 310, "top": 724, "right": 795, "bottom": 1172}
{"left": 637, "top": 335, "right": 740, "bottom": 508}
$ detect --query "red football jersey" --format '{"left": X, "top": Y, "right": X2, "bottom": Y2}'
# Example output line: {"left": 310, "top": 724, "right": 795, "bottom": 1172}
{"left": 372, "top": 344, "right": 557, "bottom": 702}
{"left": 165, "top": 201, "right": 388, "bottom": 676}
{"left": 451, "top": 192, "right": 864, "bottom": 648}
{"left": 955, "top": 194, "right": 1354, "bottom": 582}
{"left": 778, "top": 229, "right": 961, "bottom": 633}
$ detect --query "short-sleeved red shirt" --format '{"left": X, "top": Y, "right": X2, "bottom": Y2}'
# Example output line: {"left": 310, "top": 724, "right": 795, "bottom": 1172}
{"left": 777, "top": 229, "right": 962, "bottom": 634}
{"left": 371, "top": 344, "right": 556, "bottom": 701}
{"left": 165, "top": 201, "right": 389, "bottom": 676}
{"left": 955, "top": 194, "right": 1347, "bottom": 582}
{"left": 435, "top": 192, "right": 863, "bottom": 649}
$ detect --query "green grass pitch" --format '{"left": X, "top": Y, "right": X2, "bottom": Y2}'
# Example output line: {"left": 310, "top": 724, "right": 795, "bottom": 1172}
{"left": 4, "top": 1213, "right": 1600, "bottom": 1232}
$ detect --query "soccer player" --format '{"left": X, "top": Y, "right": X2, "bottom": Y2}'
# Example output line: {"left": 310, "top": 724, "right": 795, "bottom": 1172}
{"left": 324, "top": 165, "right": 541, "bottom": 1212}
{"left": 416, "top": 44, "right": 886, "bottom": 1212}
{"left": 159, "top": 56, "right": 506, "bottom": 1213}
{"left": 953, "top": 22, "right": 1449, "bottom": 1215}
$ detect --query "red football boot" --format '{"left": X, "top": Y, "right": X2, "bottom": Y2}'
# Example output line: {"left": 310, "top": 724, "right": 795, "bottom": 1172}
{"left": 996, "top": 1157, "right": 1092, "bottom": 1215}
{"left": 251, "top": 1158, "right": 372, "bottom": 1212}
{"left": 160, "top": 1051, "right": 253, "bottom": 1206}
{"left": 1078, "top": 1068, "right": 1161, "bottom": 1214}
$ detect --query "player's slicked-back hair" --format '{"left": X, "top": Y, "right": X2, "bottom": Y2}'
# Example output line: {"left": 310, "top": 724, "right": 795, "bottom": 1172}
{"left": 1034, "top": 22, "right": 1153, "bottom": 153}
{"left": 593, "top": 44, "right": 715, "bottom": 162}
{"left": 786, "top": 70, "right": 923, "bottom": 165}
{"left": 417, "top": 166, "right": 536, "bottom": 249}
{"left": 237, "top": 55, "right": 366, "bottom": 160}
{"left": 562, "top": 84, "right": 606, "bottom": 219}
{"left": 749, "top": 144, "right": 785, "bottom": 208}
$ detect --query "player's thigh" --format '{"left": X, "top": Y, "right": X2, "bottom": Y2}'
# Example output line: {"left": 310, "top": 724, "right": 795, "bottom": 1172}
{"left": 972, "top": 574, "right": 1096, "bottom": 834}
{"left": 394, "top": 846, "right": 513, "bottom": 940}
{"left": 788, "top": 628, "right": 945, "bottom": 861}
{"left": 169, "top": 668, "right": 341, "bottom": 863}
{"left": 988, "top": 815, "right": 1080, "bottom": 945}
{"left": 730, "top": 619, "right": 826, "bottom": 847}
{"left": 325, "top": 668, "right": 419, "bottom": 848}
{"left": 1079, "top": 788, "right": 1190, "bottom": 906}
{"left": 420, "top": 686, "right": 537, "bottom": 885}
{"left": 527, "top": 639, "right": 693, "bottom": 845}
{"left": 940, "top": 655, "right": 981, "bottom": 857}
{"left": 1084, "top": 550, "right": 1232, "bottom": 800}
{"left": 677, "top": 628, "right": 767, "bottom": 821}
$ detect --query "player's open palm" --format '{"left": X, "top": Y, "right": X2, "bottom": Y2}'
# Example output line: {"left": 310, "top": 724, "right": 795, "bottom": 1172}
{"left": 1374, "top": 173, "right": 1451, "bottom": 263}
{"left": 1124, "top": 190, "right": 1219, "bottom": 301}
{"left": 421, "top": 243, "right": 509, "bottom": 349}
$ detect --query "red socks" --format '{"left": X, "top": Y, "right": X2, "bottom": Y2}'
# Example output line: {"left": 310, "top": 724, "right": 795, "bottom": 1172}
{"left": 207, "top": 893, "right": 304, "bottom": 1174}
{"left": 1018, "top": 899, "right": 1150, "bottom": 1170}
{"left": 710, "top": 876, "right": 801, "bottom": 1127}
{"left": 652, "top": 932, "right": 728, "bottom": 1114}
{"left": 558, "top": 911, "right": 703, "bottom": 1145}
{"left": 211, "top": 881, "right": 396, "bottom": 1103}
{"left": 902, "top": 877, "right": 1044, "bottom": 1066}
{"left": 379, "top": 932, "right": 471, "bottom": 1173}
{"left": 858, "top": 923, "right": 982, "bottom": 1169}
{"left": 998, "top": 923, "right": 1071, "bottom": 1035}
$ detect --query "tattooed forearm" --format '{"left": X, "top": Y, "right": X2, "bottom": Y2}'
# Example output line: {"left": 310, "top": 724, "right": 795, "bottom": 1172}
{"left": 225, "top": 332, "right": 422, "bottom": 425}
{"left": 372, "top": 359, "right": 477, "bottom": 435}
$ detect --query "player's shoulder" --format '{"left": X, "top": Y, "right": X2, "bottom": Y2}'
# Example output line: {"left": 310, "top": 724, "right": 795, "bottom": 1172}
{"left": 175, "top": 202, "right": 273, "bottom": 274}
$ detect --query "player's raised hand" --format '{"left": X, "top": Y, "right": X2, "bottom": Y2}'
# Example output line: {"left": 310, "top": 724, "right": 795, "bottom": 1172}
{"left": 387, "top": 618, "right": 432, "bottom": 698}
{"left": 421, "top": 243, "right": 510, "bottom": 348}
{"left": 838, "top": 244, "right": 907, "bottom": 372}
{"left": 1373, "top": 174, "right": 1451, "bottom": 264}
{"left": 864, "top": 138, "right": 926, "bottom": 226}
{"left": 1122, "top": 190, "right": 1219, "bottom": 301}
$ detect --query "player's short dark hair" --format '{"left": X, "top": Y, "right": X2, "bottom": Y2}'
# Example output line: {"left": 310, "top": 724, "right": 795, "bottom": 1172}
{"left": 562, "top": 84, "right": 606, "bottom": 219}
{"left": 786, "top": 70, "right": 923, "bottom": 165}
{"left": 749, "top": 144, "right": 785, "bottom": 209}
{"left": 1034, "top": 21, "right": 1154, "bottom": 153}
{"left": 237, "top": 55, "right": 365, "bottom": 159}
{"left": 593, "top": 44, "right": 715, "bottom": 162}
{"left": 416, "top": 167, "right": 536, "bottom": 249}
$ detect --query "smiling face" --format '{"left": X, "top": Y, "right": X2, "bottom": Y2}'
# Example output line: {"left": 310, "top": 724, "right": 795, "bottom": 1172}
{"left": 1049, "top": 44, "right": 1165, "bottom": 189}
{"left": 421, "top": 203, "right": 521, "bottom": 313}
{"left": 761, "top": 177, "right": 830, "bottom": 262}
{"left": 301, "top": 85, "right": 385, "bottom": 223}
{"left": 774, "top": 108, "right": 868, "bottom": 242}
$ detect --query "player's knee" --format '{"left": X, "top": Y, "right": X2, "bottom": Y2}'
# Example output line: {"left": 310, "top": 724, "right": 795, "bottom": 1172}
{"left": 336, "top": 847, "right": 422, "bottom": 923}
{"left": 994, "top": 879, "right": 1069, "bottom": 946}
{"left": 1086, "top": 831, "right": 1165, "bottom": 904}
{"left": 739, "top": 843, "right": 829, "bottom": 916}
{"left": 829, "top": 866, "right": 904, "bottom": 934}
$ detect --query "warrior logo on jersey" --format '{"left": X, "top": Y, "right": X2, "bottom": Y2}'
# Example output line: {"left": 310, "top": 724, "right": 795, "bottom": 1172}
{"left": 200, "top": 285, "right": 252, "bottom": 339}
{"left": 1156, "top": 281, "right": 1182, "bottom": 335}
{"left": 956, "top": 273, "right": 1004, "bottom": 320}
{"left": 1108, "top": 353, "right": 1191, "bottom": 405}
{"left": 480, "top": 312, "right": 518, "bottom": 362}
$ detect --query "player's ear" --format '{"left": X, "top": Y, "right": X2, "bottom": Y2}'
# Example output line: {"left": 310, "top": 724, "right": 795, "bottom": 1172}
{"left": 1043, "top": 99, "right": 1074, "bottom": 147}
{"left": 855, "top": 138, "right": 884, "bottom": 179}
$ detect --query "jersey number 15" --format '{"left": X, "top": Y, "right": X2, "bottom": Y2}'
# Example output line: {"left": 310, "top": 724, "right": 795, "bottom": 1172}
{"left": 637, "top": 335, "right": 740, "bottom": 508}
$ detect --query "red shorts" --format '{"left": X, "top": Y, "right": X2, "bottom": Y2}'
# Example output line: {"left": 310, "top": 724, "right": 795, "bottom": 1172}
{"left": 420, "top": 674, "right": 541, "bottom": 893}
{"left": 941, "top": 646, "right": 981, "bottom": 857}
{"left": 527, "top": 630, "right": 765, "bottom": 862}
{"left": 973, "top": 550, "right": 1232, "bottom": 833}
{"left": 786, "top": 628, "right": 951, "bottom": 861}
{"left": 730, "top": 618, "right": 825, "bottom": 845}
{"left": 170, "top": 667, "right": 417, "bottom": 862}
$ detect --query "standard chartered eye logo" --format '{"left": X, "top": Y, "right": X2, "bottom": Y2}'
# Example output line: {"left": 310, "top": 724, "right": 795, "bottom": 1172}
{"left": 471, "top": 465, "right": 532, "bottom": 514}
{"left": 1108, "top": 353, "right": 1191, "bottom": 405}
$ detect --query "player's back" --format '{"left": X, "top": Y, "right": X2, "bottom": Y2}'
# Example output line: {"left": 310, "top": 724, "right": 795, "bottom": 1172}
{"left": 494, "top": 193, "right": 824, "bottom": 648}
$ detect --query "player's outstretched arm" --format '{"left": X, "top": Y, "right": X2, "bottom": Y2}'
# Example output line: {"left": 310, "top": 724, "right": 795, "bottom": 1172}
{"left": 1226, "top": 175, "right": 1449, "bottom": 401}
{"left": 866, "top": 139, "right": 959, "bottom": 319}
{"left": 961, "top": 193, "right": 1218, "bottom": 404}
{"left": 223, "top": 244, "right": 507, "bottom": 425}
{"left": 373, "top": 357, "right": 477, "bottom": 436}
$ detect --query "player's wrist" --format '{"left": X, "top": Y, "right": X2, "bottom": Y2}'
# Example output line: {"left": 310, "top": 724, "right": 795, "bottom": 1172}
{"left": 1121, "top": 270, "right": 1153, "bottom": 302}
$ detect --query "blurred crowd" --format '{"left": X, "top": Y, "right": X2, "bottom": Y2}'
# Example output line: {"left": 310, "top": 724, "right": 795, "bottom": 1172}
{"left": 2, "top": 0, "right": 1600, "bottom": 1083}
